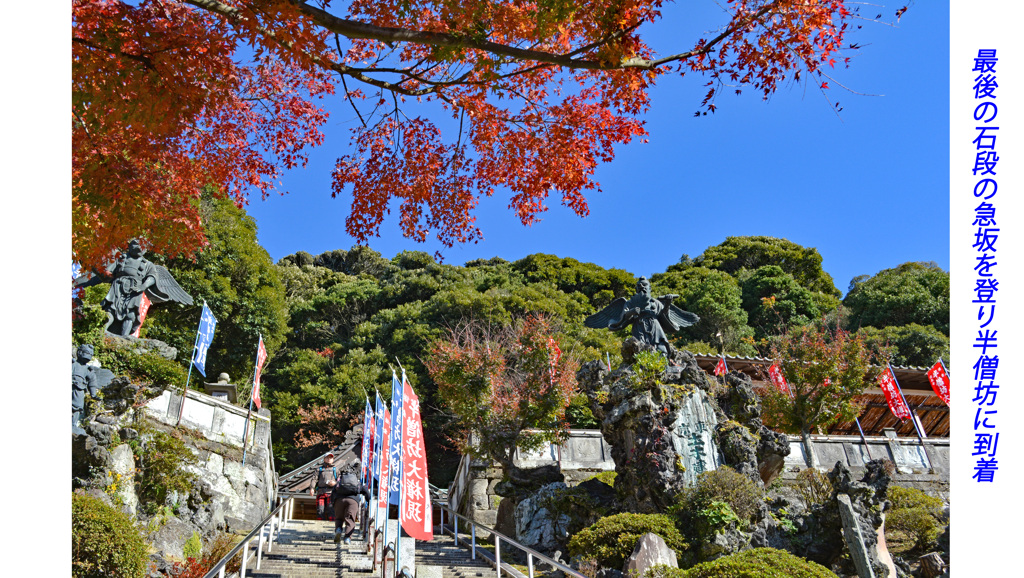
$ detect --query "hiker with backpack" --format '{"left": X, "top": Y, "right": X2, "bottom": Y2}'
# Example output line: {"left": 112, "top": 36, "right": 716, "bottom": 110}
{"left": 310, "top": 452, "right": 339, "bottom": 520}
{"left": 333, "top": 460, "right": 371, "bottom": 544}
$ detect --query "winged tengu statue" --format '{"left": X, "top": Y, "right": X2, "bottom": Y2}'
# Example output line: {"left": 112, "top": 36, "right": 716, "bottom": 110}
{"left": 75, "top": 239, "right": 194, "bottom": 337}
{"left": 585, "top": 277, "right": 699, "bottom": 357}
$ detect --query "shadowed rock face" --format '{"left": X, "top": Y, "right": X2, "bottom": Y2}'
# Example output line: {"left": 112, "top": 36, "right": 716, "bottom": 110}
{"left": 577, "top": 345, "right": 790, "bottom": 513}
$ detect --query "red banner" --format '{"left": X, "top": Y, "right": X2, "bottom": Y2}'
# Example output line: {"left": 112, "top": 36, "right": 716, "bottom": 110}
{"left": 377, "top": 407, "right": 391, "bottom": 509}
{"left": 252, "top": 336, "right": 268, "bottom": 410}
{"left": 365, "top": 414, "right": 376, "bottom": 481}
{"left": 400, "top": 380, "right": 433, "bottom": 541}
{"left": 130, "top": 293, "right": 152, "bottom": 338}
{"left": 878, "top": 367, "right": 912, "bottom": 420}
{"left": 714, "top": 357, "right": 728, "bottom": 376}
{"left": 926, "top": 361, "right": 950, "bottom": 406}
{"left": 768, "top": 363, "right": 791, "bottom": 396}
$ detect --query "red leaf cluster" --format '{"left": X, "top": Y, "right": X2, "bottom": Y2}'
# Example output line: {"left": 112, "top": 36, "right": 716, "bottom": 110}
{"left": 74, "top": 1, "right": 854, "bottom": 266}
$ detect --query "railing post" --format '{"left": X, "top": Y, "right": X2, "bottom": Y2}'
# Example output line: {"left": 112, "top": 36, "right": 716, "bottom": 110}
{"left": 471, "top": 524, "right": 476, "bottom": 560}
{"left": 528, "top": 552, "right": 534, "bottom": 578}
{"left": 268, "top": 515, "right": 277, "bottom": 553}
{"left": 240, "top": 538, "right": 251, "bottom": 576}
{"left": 257, "top": 524, "right": 266, "bottom": 570}
{"left": 440, "top": 507, "right": 445, "bottom": 533}
{"left": 495, "top": 535, "right": 501, "bottom": 578}
{"left": 454, "top": 513, "right": 459, "bottom": 540}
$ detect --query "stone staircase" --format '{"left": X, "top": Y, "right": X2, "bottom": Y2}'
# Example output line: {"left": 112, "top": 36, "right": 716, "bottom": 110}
{"left": 242, "top": 519, "right": 495, "bottom": 578}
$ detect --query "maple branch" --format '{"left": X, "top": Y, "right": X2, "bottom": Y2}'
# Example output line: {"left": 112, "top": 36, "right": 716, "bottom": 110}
{"left": 73, "top": 37, "right": 155, "bottom": 70}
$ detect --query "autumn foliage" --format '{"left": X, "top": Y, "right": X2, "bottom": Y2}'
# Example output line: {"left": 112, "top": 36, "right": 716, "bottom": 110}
{"left": 74, "top": 0, "right": 862, "bottom": 269}
{"left": 425, "top": 314, "right": 578, "bottom": 474}
{"left": 758, "top": 324, "right": 877, "bottom": 436}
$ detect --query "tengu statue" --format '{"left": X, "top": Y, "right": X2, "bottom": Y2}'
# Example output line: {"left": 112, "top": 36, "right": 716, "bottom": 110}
{"left": 585, "top": 277, "right": 699, "bottom": 357}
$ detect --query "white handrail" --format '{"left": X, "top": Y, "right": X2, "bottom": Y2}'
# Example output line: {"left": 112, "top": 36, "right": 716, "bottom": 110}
{"left": 435, "top": 501, "right": 586, "bottom": 578}
{"left": 201, "top": 495, "right": 294, "bottom": 578}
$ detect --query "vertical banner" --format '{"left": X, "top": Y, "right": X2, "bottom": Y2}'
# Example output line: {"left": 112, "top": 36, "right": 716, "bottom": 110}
{"left": 192, "top": 302, "right": 217, "bottom": 377}
{"left": 713, "top": 356, "right": 728, "bottom": 376}
{"left": 388, "top": 371, "right": 405, "bottom": 506}
{"left": 373, "top": 392, "right": 386, "bottom": 481}
{"left": 252, "top": 335, "right": 268, "bottom": 410}
{"left": 377, "top": 407, "right": 392, "bottom": 511}
{"left": 927, "top": 360, "right": 951, "bottom": 406}
{"left": 361, "top": 398, "right": 374, "bottom": 485}
{"left": 877, "top": 366, "right": 912, "bottom": 420}
{"left": 768, "top": 363, "right": 791, "bottom": 396}
{"left": 130, "top": 293, "right": 151, "bottom": 338}
{"left": 400, "top": 379, "right": 433, "bottom": 540}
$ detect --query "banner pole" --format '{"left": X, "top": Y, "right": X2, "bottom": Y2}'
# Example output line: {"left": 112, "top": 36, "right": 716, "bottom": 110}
{"left": 177, "top": 321, "right": 203, "bottom": 426}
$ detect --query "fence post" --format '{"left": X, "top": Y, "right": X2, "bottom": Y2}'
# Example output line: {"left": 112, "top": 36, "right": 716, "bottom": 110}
{"left": 240, "top": 538, "right": 251, "bottom": 576}
{"left": 471, "top": 524, "right": 476, "bottom": 560}
{"left": 528, "top": 553, "right": 534, "bottom": 578}
{"left": 495, "top": 535, "right": 501, "bottom": 578}
{"left": 257, "top": 525, "right": 266, "bottom": 569}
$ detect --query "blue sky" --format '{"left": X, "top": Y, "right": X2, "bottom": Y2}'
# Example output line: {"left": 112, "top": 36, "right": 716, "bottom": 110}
{"left": 245, "top": 2, "right": 950, "bottom": 296}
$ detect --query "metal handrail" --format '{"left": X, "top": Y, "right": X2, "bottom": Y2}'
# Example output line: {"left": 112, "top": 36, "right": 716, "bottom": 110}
{"left": 433, "top": 501, "right": 586, "bottom": 578}
{"left": 201, "top": 495, "right": 295, "bottom": 578}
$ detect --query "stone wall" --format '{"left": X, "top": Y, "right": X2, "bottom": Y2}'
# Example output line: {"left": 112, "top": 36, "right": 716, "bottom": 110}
{"left": 453, "top": 428, "right": 951, "bottom": 530}
{"left": 142, "top": 388, "right": 277, "bottom": 557}
{"left": 781, "top": 429, "right": 950, "bottom": 502}
{"left": 454, "top": 430, "right": 616, "bottom": 529}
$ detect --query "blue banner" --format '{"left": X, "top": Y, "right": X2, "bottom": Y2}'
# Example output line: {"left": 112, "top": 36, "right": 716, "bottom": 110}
{"left": 388, "top": 370, "right": 405, "bottom": 505}
{"left": 192, "top": 303, "right": 217, "bottom": 377}
{"left": 373, "top": 392, "right": 385, "bottom": 481}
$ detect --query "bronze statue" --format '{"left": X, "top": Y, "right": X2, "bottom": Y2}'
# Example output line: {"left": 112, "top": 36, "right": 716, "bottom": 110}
{"left": 585, "top": 277, "right": 699, "bottom": 356}
{"left": 76, "top": 240, "right": 193, "bottom": 337}
{"left": 72, "top": 344, "right": 101, "bottom": 432}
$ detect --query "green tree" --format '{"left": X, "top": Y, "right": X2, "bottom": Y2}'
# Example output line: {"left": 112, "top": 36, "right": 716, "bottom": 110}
{"left": 651, "top": 267, "right": 754, "bottom": 354}
{"left": 512, "top": 254, "right": 637, "bottom": 309}
{"left": 741, "top": 266, "right": 833, "bottom": 339}
{"left": 689, "top": 236, "right": 841, "bottom": 297}
{"left": 759, "top": 325, "right": 876, "bottom": 436}
{"left": 855, "top": 323, "right": 949, "bottom": 368}
{"left": 843, "top": 262, "right": 950, "bottom": 335}
{"left": 425, "top": 315, "right": 578, "bottom": 478}
{"left": 142, "top": 194, "right": 289, "bottom": 395}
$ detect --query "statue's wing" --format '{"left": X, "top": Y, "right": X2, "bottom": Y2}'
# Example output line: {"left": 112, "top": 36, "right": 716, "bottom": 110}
{"left": 658, "top": 300, "right": 700, "bottom": 332}
{"left": 584, "top": 297, "right": 628, "bottom": 329}
{"left": 146, "top": 265, "right": 194, "bottom": 306}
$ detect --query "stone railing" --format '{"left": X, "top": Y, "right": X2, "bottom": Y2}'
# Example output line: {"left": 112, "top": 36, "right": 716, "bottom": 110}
{"left": 145, "top": 387, "right": 271, "bottom": 451}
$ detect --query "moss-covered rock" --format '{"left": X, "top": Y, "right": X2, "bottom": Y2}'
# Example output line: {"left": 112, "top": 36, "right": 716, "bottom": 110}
{"left": 568, "top": 513, "right": 688, "bottom": 570}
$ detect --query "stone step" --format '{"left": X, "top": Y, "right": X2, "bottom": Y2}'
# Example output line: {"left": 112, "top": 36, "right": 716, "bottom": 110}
{"left": 241, "top": 519, "right": 507, "bottom": 578}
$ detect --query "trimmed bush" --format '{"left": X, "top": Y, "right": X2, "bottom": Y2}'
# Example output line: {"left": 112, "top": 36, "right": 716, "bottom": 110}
{"left": 884, "top": 486, "right": 944, "bottom": 554}
{"left": 674, "top": 466, "right": 763, "bottom": 525}
{"left": 568, "top": 513, "right": 688, "bottom": 570}
{"left": 72, "top": 493, "right": 148, "bottom": 578}
{"left": 680, "top": 548, "right": 839, "bottom": 578}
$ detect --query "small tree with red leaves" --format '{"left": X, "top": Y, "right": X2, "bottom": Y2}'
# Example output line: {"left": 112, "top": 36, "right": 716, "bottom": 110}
{"left": 294, "top": 404, "right": 359, "bottom": 454}
{"left": 759, "top": 325, "right": 877, "bottom": 436}
{"left": 425, "top": 314, "right": 578, "bottom": 478}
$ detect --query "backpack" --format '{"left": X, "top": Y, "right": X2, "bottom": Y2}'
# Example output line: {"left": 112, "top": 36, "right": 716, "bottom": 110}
{"left": 332, "top": 473, "right": 360, "bottom": 502}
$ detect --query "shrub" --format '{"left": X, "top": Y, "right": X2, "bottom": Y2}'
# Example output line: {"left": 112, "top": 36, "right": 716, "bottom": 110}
{"left": 588, "top": 471, "right": 617, "bottom": 487}
{"left": 679, "top": 548, "right": 839, "bottom": 578}
{"left": 183, "top": 531, "right": 202, "bottom": 559}
{"left": 884, "top": 486, "right": 944, "bottom": 554}
{"left": 568, "top": 513, "right": 688, "bottom": 570}
{"left": 134, "top": 428, "right": 201, "bottom": 512}
{"left": 631, "top": 350, "right": 667, "bottom": 390}
{"left": 795, "top": 468, "right": 833, "bottom": 508}
{"left": 98, "top": 344, "right": 188, "bottom": 392}
{"left": 72, "top": 493, "right": 148, "bottom": 578}
{"left": 675, "top": 466, "right": 763, "bottom": 524}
